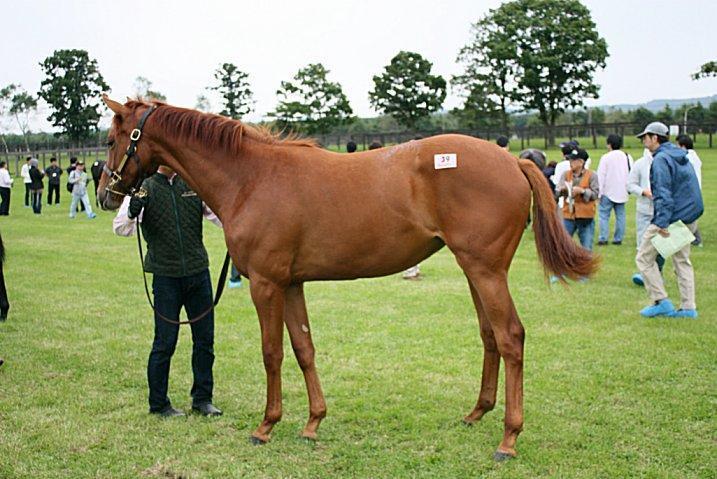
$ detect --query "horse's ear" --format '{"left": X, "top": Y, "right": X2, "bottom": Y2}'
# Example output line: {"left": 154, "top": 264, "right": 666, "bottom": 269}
{"left": 102, "top": 94, "right": 127, "bottom": 116}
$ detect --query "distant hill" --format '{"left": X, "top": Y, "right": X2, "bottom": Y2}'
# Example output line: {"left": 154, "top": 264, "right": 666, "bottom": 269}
{"left": 602, "top": 95, "right": 717, "bottom": 112}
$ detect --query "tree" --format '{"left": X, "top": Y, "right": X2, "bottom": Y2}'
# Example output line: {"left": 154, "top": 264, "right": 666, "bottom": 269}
{"left": 209, "top": 63, "right": 254, "bottom": 119}
{"left": 133, "top": 76, "right": 166, "bottom": 101}
{"left": 453, "top": 13, "right": 519, "bottom": 132}
{"left": 692, "top": 61, "right": 717, "bottom": 80}
{"left": 9, "top": 86, "right": 38, "bottom": 151}
{"left": 630, "top": 107, "right": 655, "bottom": 133}
{"left": 0, "top": 84, "right": 17, "bottom": 152}
{"left": 195, "top": 94, "right": 211, "bottom": 112}
{"left": 655, "top": 104, "right": 674, "bottom": 125}
{"left": 370, "top": 51, "right": 446, "bottom": 129}
{"left": 451, "top": 84, "right": 504, "bottom": 130}
{"left": 38, "top": 49, "right": 109, "bottom": 143}
{"left": 270, "top": 63, "right": 353, "bottom": 134}
{"left": 478, "top": 0, "right": 608, "bottom": 143}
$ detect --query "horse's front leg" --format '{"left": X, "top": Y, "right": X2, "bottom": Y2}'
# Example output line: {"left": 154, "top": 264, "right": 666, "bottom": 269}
{"left": 249, "top": 277, "right": 286, "bottom": 444}
{"left": 284, "top": 283, "right": 326, "bottom": 440}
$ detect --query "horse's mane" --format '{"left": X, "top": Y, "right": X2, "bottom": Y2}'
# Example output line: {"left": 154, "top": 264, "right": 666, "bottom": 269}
{"left": 120, "top": 100, "right": 318, "bottom": 152}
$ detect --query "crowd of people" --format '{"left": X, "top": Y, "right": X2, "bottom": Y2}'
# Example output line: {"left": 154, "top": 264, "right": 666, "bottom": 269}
{"left": 2, "top": 156, "right": 98, "bottom": 218}
{"left": 509, "top": 122, "right": 704, "bottom": 318}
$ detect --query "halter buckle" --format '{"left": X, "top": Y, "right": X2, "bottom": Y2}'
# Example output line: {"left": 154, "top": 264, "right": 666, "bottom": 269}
{"left": 130, "top": 128, "right": 142, "bottom": 141}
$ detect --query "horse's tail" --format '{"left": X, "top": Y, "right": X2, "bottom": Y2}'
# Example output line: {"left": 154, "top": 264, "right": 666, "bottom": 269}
{"left": 518, "top": 159, "right": 599, "bottom": 280}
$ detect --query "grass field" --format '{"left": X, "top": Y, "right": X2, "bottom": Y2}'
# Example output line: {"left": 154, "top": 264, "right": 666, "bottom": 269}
{"left": 0, "top": 145, "right": 715, "bottom": 478}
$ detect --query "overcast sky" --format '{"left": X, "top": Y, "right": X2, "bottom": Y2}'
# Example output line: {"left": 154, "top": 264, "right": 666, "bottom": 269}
{"left": 1, "top": 0, "right": 716, "bottom": 132}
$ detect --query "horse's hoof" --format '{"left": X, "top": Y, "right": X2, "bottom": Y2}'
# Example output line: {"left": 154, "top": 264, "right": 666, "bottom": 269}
{"left": 493, "top": 450, "right": 515, "bottom": 462}
{"left": 249, "top": 435, "right": 267, "bottom": 446}
{"left": 462, "top": 418, "right": 475, "bottom": 427}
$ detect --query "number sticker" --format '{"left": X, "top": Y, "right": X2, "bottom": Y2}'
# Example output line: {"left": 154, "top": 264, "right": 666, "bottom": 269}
{"left": 434, "top": 153, "right": 457, "bottom": 169}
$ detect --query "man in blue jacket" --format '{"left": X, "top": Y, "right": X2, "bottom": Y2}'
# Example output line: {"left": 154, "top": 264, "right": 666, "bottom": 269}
{"left": 635, "top": 122, "right": 703, "bottom": 318}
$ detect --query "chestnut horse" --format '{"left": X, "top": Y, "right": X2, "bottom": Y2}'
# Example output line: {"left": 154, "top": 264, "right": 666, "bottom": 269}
{"left": 98, "top": 97, "right": 597, "bottom": 460}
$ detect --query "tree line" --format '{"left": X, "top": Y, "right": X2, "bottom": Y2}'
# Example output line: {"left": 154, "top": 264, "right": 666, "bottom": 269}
{"left": 1, "top": 0, "right": 715, "bottom": 151}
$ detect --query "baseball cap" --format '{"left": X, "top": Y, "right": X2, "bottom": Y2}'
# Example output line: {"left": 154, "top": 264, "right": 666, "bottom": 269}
{"left": 76, "top": 160, "right": 85, "bottom": 165}
{"left": 567, "top": 148, "right": 589, "bottom": 161}
{"left": 560, "top": 140, "right": 580, "bottom": 156}
{"left": 636, "top": 122, "right": 669, "bottom": 138}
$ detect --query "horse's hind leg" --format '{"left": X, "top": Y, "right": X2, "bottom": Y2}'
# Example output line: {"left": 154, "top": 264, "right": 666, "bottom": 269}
{"left": 463, "top": 278, "right": 500, "bottom": 425}
{"left": 283, "top": 283, "right": 327, "bottom": 440}
{"left": 459, "top": 261, "right": 524, "bottom": 460}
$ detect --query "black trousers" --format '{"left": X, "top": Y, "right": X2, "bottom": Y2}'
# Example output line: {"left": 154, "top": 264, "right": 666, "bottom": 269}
{"left": 31, "top": 190, "right": 42, "bottom": 214}
{"left": 0, "top": 187, "right": 10, "bottom": 215}
{"left": 47, "top": 183, "right": 60, "bottom": 204}
{"left": 148, "top": 269, "right": 215, "bottom": 412}
{"left": 24, "top": 183, "right": 31, "bottom": 206}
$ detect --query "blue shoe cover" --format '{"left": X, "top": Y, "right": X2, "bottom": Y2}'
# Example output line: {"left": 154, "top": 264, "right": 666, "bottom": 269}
{"left": 667, "top": 309, "right": 698, "bottom": 319}
{"left": 632, "top": 274, "right": 644, "bottom": 287}
{"left": 640, "top": 299, "right": 675, "bottom": 317}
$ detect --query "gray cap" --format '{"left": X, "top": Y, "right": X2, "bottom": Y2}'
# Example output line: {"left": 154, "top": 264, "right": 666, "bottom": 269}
{"left": 636, "top": 121, "right": 669, "bottom": 138}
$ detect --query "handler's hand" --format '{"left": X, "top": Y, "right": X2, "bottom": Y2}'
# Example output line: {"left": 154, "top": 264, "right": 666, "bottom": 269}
{"left": 658, "top": 228, "right": 670, "bottom": 238}
{"left": 572, "top": 186, "right": 584, "bottom": 196}
{"left": 128, "top": 194, "right": 146, "bottom": 219}
{"left": 643, "top": 188, "right": 653, "bottom": 199}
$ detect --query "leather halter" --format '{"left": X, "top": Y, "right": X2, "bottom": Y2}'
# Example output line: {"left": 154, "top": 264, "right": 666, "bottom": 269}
{"left": 104, "top": 105, "right": 157, "bottom": 196}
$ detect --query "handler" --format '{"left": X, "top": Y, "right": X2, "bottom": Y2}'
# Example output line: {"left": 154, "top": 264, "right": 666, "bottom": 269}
{"left": 113, "top": 165, "right": 223, "bottom": 417}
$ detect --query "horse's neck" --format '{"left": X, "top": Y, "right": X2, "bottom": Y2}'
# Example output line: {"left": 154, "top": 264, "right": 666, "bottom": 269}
{"left": 157, "top": 136, "right": 279, "bottom": 221}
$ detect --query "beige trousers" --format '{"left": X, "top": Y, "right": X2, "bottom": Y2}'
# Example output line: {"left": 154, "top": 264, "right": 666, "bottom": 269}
{"left": 635, "top": 222, "right": 697, "bottom": 309}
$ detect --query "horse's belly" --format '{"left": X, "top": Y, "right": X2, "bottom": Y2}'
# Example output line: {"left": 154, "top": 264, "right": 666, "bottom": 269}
{"left": 292, "top": 229, "right": 444, "bottom": 281}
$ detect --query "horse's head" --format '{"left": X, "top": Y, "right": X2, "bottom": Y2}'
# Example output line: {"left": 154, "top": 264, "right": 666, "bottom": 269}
{"left": 98, "top": 95, "right": 161, "bottom": 210}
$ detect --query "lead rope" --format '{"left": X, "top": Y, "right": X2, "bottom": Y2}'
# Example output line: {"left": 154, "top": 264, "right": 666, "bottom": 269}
{"left": 136, "top": 217, "right": 231, "bottom": 325}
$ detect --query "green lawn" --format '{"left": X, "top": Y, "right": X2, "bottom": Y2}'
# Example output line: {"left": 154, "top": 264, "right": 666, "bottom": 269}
{"left": 0, "top": 146, "right": 715, "bottom": 478}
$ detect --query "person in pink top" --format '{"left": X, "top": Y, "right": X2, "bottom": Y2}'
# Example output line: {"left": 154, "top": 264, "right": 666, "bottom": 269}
{"left": 597, "top": 134, "right": 633, "bottom": 245}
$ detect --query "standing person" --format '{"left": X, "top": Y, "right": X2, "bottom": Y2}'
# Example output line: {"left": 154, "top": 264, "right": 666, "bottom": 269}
{"left": 555, "top": 148, "right": 599, "bottom": 252}
{"left": 0, "top": 232, "right": 8, "bottom": 322}
{"left": 627, "top": 148, "right": 664, "bottom": 286}
{"left": 113, "top": 166, "right": 223, "bottom": 417}
{"left": 66, "top": 157, "right": 85, "bottom": 213}
{"left": 597, "top": 134, "right": 633, "bottom": 246}
{"left": 635, "top": 122, "right": 703, "bottom": 318}
{"left": 68, "top": 161, "right": 96, "bottom": 219}
{"left": 28, "top": 159, "right": 44, "bottom": 215}
{"left": 21, "top": 157, "right": 31, "bottom": 207}
{"left": 0, "top": 161, "right": 13, "bottom": 215}
{"left": 676, "top": 134, "right": 703, "bottom": 246}
{"left": 45, "top": 157, "right": 63, "bottom": 205}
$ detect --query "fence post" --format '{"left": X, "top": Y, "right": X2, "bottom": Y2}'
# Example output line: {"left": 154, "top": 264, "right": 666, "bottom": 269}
{"left": 592, "top": 126, "right": 597, "bottom": 149}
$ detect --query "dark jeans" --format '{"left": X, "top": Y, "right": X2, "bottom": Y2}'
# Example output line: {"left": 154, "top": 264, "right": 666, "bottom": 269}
{"left": 148, "top": 269, "right": 215, "bottom": 412}
{"left": 24, "top": 183, "right": 31, "bottom": 206}
{"left": 563, "top": 218, "right": 595, "bottom": 251}
{"left": 31, "top": 190, "right": 42, "bottom": 214}
{"left": 0, "top": 187, "right": 10, "bottom": 215}
{"left": 47, "top": 183, "right": 60, "bottom": 204}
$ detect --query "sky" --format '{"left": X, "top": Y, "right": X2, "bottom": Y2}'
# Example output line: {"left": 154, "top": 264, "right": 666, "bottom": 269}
{"left": 1, "top": 0, "right": 716, "bottom": 133}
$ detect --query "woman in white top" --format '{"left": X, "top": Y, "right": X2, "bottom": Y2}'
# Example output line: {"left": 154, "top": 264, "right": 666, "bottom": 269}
{"left": 0, "top": 161, "right": 13, "bottom": 215}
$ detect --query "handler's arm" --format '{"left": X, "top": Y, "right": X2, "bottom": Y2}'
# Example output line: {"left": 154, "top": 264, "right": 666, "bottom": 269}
{"left": 203, "top": 203, "right": 223, "bottom": 228}
{"left": 113, "top": 196, "right": 140, "bottom": 236}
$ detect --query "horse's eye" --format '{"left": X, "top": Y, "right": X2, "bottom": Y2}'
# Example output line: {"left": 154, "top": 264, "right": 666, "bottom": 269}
{"left": 106, "top": 140, "right": 115, "bottom": 148}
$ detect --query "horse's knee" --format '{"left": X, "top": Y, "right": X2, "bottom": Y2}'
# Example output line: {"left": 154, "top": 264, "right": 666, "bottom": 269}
{"left": 262, "top": 349, "right": 284, "bottom": 372}
{"left": 293, "top": 346, "right": 315, "bottom": 372}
